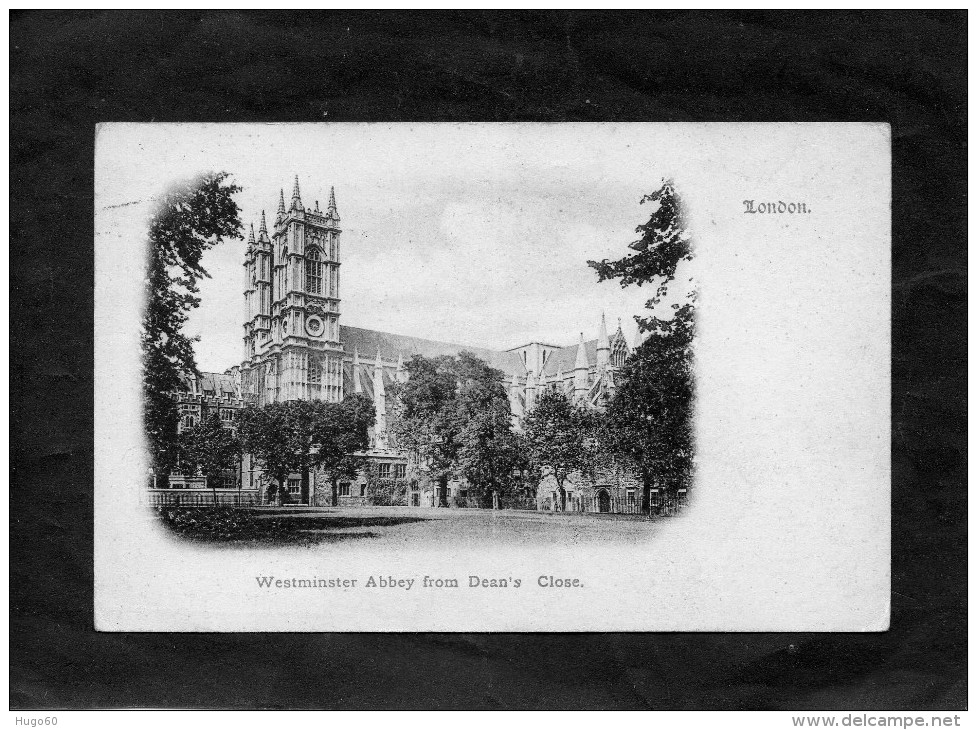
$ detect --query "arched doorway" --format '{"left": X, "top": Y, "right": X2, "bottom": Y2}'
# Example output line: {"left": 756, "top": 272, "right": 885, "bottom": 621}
{"left": 597, "top": 488, "right": 611, "bottom": 513}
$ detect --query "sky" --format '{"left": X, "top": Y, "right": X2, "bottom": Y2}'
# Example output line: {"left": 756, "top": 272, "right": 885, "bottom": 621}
{"left": 97, "top": 124, "right": 694, "bottom": 372}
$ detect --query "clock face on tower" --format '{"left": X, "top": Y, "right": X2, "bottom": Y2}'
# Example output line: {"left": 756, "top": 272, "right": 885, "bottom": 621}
{"left": 306, "top": 316, "right": 323, "bottom": 337}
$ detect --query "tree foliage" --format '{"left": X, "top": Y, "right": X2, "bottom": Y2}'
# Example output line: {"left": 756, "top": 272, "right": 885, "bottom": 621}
{"left": 523, "top": 390, "right": 596, "bottom": 510}
{"left": 389, "top": 354, "right": 460, "bottom": 497}
{"left": 589, "top": 179, "right": 696, "bottom": 510}
{"left": 317, "top": 393, "right": 375, "bottom": 491}
{"left": 236, "top": 402, "right": 299, "bottom": 497}
{"left": 389, "top": 351, "right": 519, "bottom": 507}
{"left": 362, "top": 460, "right": 409, "bottom": 507}
{"left": 588, "top": 178, "right": 693, "bottom": 335}
{"left": 142, "top": 172, "right": 242, "bottom": 477}
{"left": 178, "top": 413, "right": 241, "bottom": 501}
{"left": 458, "top": 400, "right": 522, "bottom": 507}
{"left": 237, "top": 396, "right": 373, "bottom": 503}
{"left": 600, "top": 305, "right": 695, "bottom": 504}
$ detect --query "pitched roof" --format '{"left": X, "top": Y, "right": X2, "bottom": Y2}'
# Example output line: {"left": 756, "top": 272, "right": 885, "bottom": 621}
{"left": 339, "top": 325, "right": 525, "bottom": 378}
{"left": 178, "top": 371, "right": 239, "bottom": 397}
{"left": 541, "top": 339, "right": 599, "bottom": 376}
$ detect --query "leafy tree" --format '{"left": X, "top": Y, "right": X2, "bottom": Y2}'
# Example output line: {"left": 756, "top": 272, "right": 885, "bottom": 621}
{"left": 316, "top": 393, "right": 375, "bottom": 503}
{"left": 143, "top": 172, "right": 242, "bottom": 478}
{"left": 523, "top": 390, "right": 596, "bottom": 512}
{"left": 587, "top": 178, "right": 693, "bottom": 335}
{"left": 600, "top": 305, "right": 695, "bottom": 511}
{"left": 588, "top": 179, "right": 696, "bottom": 512}
{"left": 389, "top": 351, "right": 517, "bottom": 507}
{"left": 458, "top": 402, "right": 522, "bottom": 508}
{"left": 237, "top": 402, "right": 299, "bottom": 503}
{"left": 455, "top": 353, "right": 521, "bottom": 508}
{"left": 388, "top": 354, "right": 461, "bottom": 507}
{"left": 237, "top": 396, "right": 373, "bottom": 505}
{"left": 509, "top": 431, "right": 542, "bottom": 508}
{"left": 178, "top": 413, "right": 242, "bottom": 504}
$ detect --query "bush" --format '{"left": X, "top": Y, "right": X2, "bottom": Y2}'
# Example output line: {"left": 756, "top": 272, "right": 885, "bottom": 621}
{"left": 368, "top": 478, "right": 407, "bottom": 506}
{"left": 155, "top": 505, "right": 258, "bottom": 540}
{"left": 504, "top": 493, "right": 539, "bottom": 510}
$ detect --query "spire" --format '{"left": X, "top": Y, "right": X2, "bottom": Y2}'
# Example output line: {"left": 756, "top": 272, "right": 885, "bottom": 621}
{"left": 575, "top": 333, "right": 589, "bottom": 370}
{"left": 372, "top": 350, "right": 386, "bottom": 446}
{"left": 258, "top": 211, "right": 269, "bottom": 241}
{"left": 596, "top": 312, "right": 610, "bottom": 369}
{"left": 247, "top": 223, "right": 255, "bottom": 246}
{"left": 290, "top": 175, "right": 304, "bottom": 212}
{"left": 373, "top": 350, "right": 385, "bottom": 398}
{"left": 574, "top": 333, "right": 589, "bottom": 398}
{"left": 327, "top": 186, "right": 339, "bottom": 220}
{"left": 276, "top": 189, "right": 285, "bottom": 223}
{"left": 597, "top": 313, "right": 610, "bottom": 350}
{"left": 352, "top": 347, "right": 362, "bottom": 393}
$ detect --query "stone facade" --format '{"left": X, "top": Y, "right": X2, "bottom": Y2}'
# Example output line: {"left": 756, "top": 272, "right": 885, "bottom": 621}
{"left": 164, "top": 177, "right": 647, "bottom": 511}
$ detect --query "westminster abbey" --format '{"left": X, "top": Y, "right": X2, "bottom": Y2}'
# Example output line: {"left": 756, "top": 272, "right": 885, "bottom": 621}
{"left": 156, "top": 177, "right": 645, "bottom": 512}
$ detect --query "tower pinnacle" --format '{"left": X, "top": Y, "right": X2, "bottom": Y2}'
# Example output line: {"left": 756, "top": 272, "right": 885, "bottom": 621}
{"left": 573, "top": 333, "right": 589, "bottom": 399}
{"left": 248, "top": 223, "right": 255, "bottom": 245}
{"left": 327, "top": 186, "right": 339, "bottom": 220}
{"left": 597, "top": 312, "right": 610, "bottom": 350}
{"left": 575, "top": 333, "right": 589, "bottom": 370}
{"left": 291, "top": 175, "right": 304, "bottom": 212}
{"left": 276, "top": 189, "right": 286, "bottom": 223}
{"left": 373, "top": 350, "right": 385, "bottom": 397}
{"left": 258, "top": 211, "right": 268, "bottom": 240}
{"left": 596, "top": 312, "right": 610, "bottom": 369}
{"left": 352, "top": 347, "right": 362, "bottom": 394}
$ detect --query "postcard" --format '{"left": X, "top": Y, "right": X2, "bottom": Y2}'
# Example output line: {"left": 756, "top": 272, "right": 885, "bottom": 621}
{"left": 94, "top": 122, "right": 890, "bottom": 631}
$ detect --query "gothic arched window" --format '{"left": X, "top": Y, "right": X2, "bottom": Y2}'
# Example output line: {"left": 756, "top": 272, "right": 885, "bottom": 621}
{"left": 610, "top": 335, "right": 629, "bottom": 368}
{"left": 305, "top": 248, "right": 323, "bottom": 295}
{"left": 309, "top": 358, "right": 322, "bottom": 384}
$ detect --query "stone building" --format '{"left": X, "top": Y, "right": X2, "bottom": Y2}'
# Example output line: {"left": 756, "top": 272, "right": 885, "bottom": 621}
{"left": 148, "top": 371, "right": 250, "bottom": 504}
{"left": 162, "top": 177, "right": 646, "bottom": 511}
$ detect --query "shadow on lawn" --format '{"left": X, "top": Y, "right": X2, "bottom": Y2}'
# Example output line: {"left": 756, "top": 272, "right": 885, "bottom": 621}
{"left": 155, "top": 507, "right": 429, "bottom": 546}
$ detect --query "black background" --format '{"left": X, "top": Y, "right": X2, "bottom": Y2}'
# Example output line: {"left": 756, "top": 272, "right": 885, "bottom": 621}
{"left": 10, "top": 11, "right": 966, "bottom": 709}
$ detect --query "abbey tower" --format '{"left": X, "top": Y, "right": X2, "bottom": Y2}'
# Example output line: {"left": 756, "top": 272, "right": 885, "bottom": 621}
{"left": 241, "top": 177, "right": 345, "bottom": 405}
